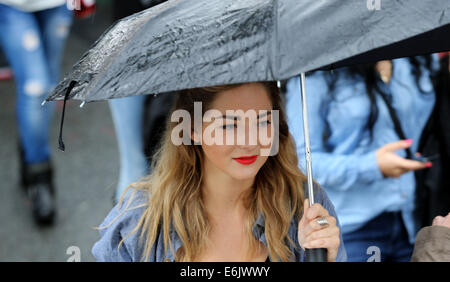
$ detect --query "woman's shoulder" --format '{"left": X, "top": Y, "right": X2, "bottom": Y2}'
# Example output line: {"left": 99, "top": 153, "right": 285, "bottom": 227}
{"left": 102, "top": 189, "right": 149, "bottom": 229}
{"left": 91, "top": 189, "right": 149, "bottom": 262}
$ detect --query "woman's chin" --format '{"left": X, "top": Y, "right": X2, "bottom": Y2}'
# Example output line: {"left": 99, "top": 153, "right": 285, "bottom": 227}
{"left": 227, "top": 168, "right": 259, "bottom": 181}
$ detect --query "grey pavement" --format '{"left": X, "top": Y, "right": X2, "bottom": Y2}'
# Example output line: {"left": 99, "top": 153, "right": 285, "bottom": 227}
{"left": 0, "top": 3, "right": 123, "bottom": 261}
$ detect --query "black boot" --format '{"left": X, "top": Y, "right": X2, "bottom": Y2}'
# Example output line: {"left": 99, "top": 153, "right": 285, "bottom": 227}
{"left": 19, "top": 147, "right": 56, "bottom": 226}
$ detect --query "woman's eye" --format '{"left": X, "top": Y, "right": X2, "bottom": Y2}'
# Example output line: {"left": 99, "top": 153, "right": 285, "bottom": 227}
{"left": 222, "top": 123, "right": 237, "bottom": 129}
{"left": 259, "top": 120, "right": 271, "bottom": 126}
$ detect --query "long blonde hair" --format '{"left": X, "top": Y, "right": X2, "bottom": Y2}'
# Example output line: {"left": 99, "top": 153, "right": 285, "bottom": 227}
{"left": 117, "top": 82, "right": 306, "bottom": 262}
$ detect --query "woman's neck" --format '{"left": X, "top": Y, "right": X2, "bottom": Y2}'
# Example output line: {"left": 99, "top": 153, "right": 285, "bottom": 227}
{"left": 201, "top": 160, "right": 254, "bottom": 219}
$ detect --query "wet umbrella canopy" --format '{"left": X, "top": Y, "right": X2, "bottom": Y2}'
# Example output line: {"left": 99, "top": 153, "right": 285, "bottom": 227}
{"left": 46, "top": 0, "right": 450, "bottom": 102}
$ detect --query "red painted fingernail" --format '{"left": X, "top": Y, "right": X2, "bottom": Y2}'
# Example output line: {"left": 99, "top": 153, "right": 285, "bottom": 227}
{"left": 404, "top": 139, "right": 413, "bottom": 145}
{"left": 426, "top": 162, "right": 432, "bottom": 168}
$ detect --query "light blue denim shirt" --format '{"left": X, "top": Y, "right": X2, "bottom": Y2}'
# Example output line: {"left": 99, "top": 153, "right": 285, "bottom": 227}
{"left": 92, "top": 185, "right": 347, "bottom": 262}
{"left": 285, "top": 56, "right": 438, "bottom": 244}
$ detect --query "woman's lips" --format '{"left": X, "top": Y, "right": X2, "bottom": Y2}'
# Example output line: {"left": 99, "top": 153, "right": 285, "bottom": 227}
{"left": 233, "top": 155, "right": 258, "bottom": 165}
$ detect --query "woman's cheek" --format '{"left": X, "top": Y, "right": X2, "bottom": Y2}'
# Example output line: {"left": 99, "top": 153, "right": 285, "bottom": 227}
{"left": 202, "top": 143, "right": 233, "bottom": 166}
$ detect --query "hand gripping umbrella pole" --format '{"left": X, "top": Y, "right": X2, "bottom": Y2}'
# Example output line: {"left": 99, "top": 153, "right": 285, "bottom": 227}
{"left": 299, "top": 73, "right": 328, "bottom": 262}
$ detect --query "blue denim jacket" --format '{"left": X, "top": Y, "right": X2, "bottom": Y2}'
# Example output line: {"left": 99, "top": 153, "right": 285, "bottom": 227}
{"left": 92, "top": 184, "right": 347, "bottom": 262}
{"left": 285, "top": 56, "right": 438, "bottom": 244}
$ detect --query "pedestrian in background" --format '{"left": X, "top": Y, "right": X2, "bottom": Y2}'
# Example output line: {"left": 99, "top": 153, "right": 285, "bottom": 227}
{"left": 414, "top": 51, "right": 450, "bottom": 229}
{"left": 0, "top": 0, "right": 73, "bottom": 225}
{"left": 285, "top": 55, "right": 439, "bottom": 261}
{"left": 411, "top": 213, "right": 450, "bottom": 262}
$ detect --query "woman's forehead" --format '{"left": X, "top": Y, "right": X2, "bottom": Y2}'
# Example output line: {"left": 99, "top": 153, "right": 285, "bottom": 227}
{"left": 210, "top": 83, "right": 273, "bottom": 112}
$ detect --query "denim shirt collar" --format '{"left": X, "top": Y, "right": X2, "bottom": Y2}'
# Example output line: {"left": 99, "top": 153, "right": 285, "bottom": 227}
{"left": 254, "top": 211, "right": 266, "bottom": 232}
{"left": 163, "top": 211, "right": 269, "bottom": 262}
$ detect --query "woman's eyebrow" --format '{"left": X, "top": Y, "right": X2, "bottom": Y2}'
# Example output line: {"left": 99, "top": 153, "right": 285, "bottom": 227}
{"left": 257, "top": 111, "right": 271, "bottom": 119}
{"left": 215, "top": 111, "right": 272, "bottom": 120}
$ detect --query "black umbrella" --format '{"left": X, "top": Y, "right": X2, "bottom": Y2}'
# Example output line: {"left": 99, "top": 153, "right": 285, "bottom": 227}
{"left": 45, "top": 0, "right": 450, "bottom": 102}
{"left": 46, "top": 0, "right": 450, "bottom": 261}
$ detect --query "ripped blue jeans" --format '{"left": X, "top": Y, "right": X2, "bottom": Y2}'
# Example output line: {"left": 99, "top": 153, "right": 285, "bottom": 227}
{"left": 0, "top": 4, "right": 72, "bottom": 164}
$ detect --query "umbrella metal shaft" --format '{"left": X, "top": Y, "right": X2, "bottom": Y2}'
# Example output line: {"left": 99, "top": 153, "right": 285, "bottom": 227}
{"left": 299, "top": 73, "right": 315, "bottom": 207}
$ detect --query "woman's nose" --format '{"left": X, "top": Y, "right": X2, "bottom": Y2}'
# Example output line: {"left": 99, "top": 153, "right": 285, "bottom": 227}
{"left": 236, "top": 122, "right": 259, "bottom": 147}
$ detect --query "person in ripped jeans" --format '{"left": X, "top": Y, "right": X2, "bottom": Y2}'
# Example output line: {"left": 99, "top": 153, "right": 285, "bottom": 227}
{"left": 0, "top": 1, "right": 73, "bottom": 225}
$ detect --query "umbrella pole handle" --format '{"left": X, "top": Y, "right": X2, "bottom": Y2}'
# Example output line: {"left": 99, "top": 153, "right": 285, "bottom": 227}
{"left": 305, "top": 248, "right": 328, "bottom": 262}
{"left": 299, "top": 73, "right": 328, "bottom": 262}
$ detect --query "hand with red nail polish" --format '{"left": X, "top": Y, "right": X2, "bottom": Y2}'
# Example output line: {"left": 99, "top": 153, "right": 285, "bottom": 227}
{"left": 376, "top": 139, "right": 429, "bottom": 178}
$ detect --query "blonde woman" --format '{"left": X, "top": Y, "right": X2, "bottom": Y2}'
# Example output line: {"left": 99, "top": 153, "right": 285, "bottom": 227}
{"left": 92, "top": 81, "right": 346, "bottom": 262}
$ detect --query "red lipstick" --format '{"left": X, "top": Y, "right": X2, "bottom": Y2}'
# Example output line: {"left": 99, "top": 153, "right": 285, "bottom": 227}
{"left": 233, "top": 155, "right": 258, "bottom": 165}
